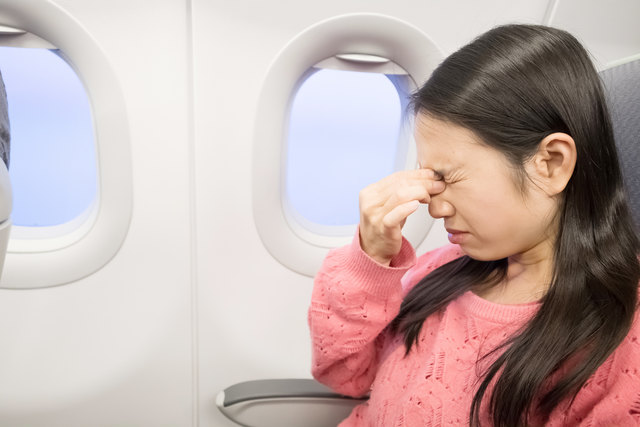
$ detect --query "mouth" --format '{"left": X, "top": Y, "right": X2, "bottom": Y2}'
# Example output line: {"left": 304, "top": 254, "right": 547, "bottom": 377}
{"left": 445, "top": 228, "right": 465, "bottom": 234}
{"left": 446, "top": 228, "right": 468, "bottom": 244}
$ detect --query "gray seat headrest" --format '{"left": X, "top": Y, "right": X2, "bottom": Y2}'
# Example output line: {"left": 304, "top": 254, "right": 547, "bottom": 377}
{"left": 600, "top": 57, "right": 640, "bottom": 229}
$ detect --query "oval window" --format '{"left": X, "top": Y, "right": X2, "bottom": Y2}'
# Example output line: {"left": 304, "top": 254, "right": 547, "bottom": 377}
{"left": 0, "top": 14, "right": 132, "bottom": 289}
{"left": 251, "top": 14, "right": 443, "bottom": 276}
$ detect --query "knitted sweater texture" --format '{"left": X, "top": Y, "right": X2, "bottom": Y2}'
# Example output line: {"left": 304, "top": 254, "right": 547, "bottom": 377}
{"left": 308, "top": 234, "right": 640, "bottom": 426}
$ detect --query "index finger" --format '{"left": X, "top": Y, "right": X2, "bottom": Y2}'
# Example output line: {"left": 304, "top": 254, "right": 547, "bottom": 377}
{"left": 371, "top": 168, "right": 444, "bottom": 197}
{"left": 407, "top": 167, "right": 442, "bottom": 180}
{"left": 381, "top": 168, "right": 441, "bottom": 186}
{"left": 408, "top": 168, "right": 446, "bottom": 196}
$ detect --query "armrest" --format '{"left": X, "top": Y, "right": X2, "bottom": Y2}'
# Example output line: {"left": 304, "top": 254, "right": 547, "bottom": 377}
{"left": 216, "top": 379, "right": 368, "bottom": 427}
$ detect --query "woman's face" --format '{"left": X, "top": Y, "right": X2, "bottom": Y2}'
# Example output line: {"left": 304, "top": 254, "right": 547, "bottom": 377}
{"left": 415, "top": 114, "right": 558, "bottom": 261}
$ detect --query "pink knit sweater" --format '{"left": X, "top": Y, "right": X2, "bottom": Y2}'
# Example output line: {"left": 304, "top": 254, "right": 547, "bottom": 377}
{"left": 308, "top": 233, "right": 640, "bottom": 426}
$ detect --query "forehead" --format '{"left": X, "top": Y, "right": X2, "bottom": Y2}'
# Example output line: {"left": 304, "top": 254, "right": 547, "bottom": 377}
{"left": 414, "top": 114, "right": 486, "bottom": 172}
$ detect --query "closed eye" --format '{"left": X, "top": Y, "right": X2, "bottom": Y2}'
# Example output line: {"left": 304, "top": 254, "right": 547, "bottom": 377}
{"left": 428, "top": 168, "right": 446, "bottom": 181}
{"left": 443, "top": 171, "right": 465, "bottom": 184}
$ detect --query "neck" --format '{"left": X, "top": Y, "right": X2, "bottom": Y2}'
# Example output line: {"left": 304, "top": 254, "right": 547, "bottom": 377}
{"left": 476, "top": 240, "right": 554, "bottom": 304}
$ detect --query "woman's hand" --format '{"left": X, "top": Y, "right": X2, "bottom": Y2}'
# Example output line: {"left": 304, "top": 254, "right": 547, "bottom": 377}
{"left": 359, "top": 169, "right": 445, "bottom": 266}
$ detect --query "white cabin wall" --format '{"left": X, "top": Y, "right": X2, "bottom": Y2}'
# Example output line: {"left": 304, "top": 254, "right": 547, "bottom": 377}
{"left": 547, "top": 0, "right": 640, "bottom": 68}
{"left": 0, "top": 0, "right": 195, "bottom": 426}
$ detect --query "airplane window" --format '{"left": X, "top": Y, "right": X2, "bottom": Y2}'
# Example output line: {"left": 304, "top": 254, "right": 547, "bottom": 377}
{"left": 0, "top": 16, "right": 131, "bottom": 289}
{"left": 0, "top": 46, "right": 96, "bottom": 227}
{"left": 252, "top": 14, "right": 443, "bottom": 276}
{"left": 285, "top": 68, "right": 410, "bottom": 229}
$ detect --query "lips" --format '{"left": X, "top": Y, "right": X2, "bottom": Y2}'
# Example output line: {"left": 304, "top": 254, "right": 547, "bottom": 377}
{"left": 446, "top": 228, "right": 468, "bottom": 244}
{"left": 445, "top": 228, "right": 465, "bottom": 234}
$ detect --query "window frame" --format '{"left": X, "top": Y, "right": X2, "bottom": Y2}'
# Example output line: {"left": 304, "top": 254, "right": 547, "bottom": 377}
{"left": 252, "top": 13, "right": 444, "bottom": 276}
{"left": 0, "top": 2, "right": 132, "bottom": 289}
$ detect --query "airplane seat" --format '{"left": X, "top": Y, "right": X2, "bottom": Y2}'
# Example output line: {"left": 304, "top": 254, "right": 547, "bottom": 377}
{"left": 217, "top": 56, "right": 640, "bottom": 427}
{"left": 0, "top": 69, "right": 11, "bottom": 278}
{"left": 600, "top": 56, "right": 640, "bottom": 228}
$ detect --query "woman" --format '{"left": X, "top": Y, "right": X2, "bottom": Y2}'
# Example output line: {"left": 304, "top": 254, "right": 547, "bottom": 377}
{"left": 308, "top": 24, "right": 640, "bottom": 426}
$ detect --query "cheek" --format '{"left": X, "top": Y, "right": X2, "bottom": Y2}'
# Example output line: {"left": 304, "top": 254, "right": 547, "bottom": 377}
{"left": 458, "top": 179, "right": 525, "bottom": 233}
{"left": 458, "top": 194, "right": 532, "bottom": 260}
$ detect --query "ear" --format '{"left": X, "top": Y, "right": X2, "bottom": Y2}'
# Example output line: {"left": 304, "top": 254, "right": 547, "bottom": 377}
{"left": 527, "top": 132, "right": 577, "bottom": 195}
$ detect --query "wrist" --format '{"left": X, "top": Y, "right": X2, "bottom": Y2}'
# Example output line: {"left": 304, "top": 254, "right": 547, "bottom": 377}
{"left": 358, "top": 234, "right": 393, "bottom": 266}
{"left": 369, "top": 253, "right": 392, "bottom": 267}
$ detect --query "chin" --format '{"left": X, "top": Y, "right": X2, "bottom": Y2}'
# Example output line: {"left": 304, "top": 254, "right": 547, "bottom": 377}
{"left": 458, "top": 245, "right": 508, "bottom": 262}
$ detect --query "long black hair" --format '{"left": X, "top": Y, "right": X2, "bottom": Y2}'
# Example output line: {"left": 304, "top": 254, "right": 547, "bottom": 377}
{"left": 390, "top": 24, "right": 640, "bottom": 426}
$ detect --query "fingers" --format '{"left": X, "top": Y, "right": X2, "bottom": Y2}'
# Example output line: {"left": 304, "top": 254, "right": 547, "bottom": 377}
{"left": 382, "top": 200, "right": 420, "bottom": 228}
{"left": 363, "top": 169, "right": 444, "bottom": 201}
{"left": 374, "top": 168, "right": 441, "bottom": 192}
{"left": 358, "top": 168, "right": 445, "bottom": 265}
{"left": 382, "top": 184, "right": 432, "bottom": 210}
{"left": 430, "top": 178, "right": 446, "bottom": 195}
{"left": 360, "top": 169, "right": 444, "bottom": 219}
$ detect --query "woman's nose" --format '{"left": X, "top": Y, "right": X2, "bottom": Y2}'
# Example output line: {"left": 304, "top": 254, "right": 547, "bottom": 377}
{"left": 428, "top": 195, "right": 455, "bottom": 219}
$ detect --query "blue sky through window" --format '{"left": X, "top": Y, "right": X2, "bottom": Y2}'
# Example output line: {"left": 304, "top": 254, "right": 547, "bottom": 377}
{"left": 0, "top": 47, "right": 96, "bottom": 227}
{"left": 286, "top": 68, "right": 403, "bottom": 226}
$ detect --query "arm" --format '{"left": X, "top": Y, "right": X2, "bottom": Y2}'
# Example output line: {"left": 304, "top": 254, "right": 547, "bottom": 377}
{"left": 309, "top": 169, "right": 444, "bottom": 397}
{"left": 308, "top": 231, "right": 415, "bottom": 397}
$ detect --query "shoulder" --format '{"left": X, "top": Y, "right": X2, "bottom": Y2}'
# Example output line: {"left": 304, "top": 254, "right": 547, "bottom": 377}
{"left": 401, "top": 244, "right": 465, "bottom": 292}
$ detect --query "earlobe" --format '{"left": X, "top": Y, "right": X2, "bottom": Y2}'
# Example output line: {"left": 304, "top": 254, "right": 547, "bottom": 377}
{"left": 531, "top": 132, "right": 577, "bottom": 195}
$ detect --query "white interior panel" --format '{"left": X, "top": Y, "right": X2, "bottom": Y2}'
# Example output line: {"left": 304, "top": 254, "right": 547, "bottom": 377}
{"left": 548, "top": 0, "right": 640, "bottom": 68}
{"left": 0, "top": 0, "right": 194, "bottom": 425}
{"left": 0, "top": 0, "right": 133, "bottom": 288}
